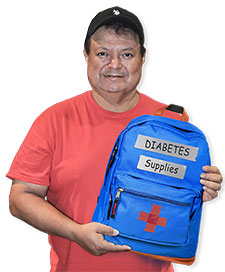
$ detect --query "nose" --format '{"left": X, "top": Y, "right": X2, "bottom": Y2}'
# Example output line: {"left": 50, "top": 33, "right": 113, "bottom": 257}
{"left": 108, "top": 56, "right": 122, "bottom": 69}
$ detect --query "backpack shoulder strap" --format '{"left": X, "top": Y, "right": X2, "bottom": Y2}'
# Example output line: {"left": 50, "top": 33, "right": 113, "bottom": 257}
{"left": 154, "top": 104, "right": 189, "bottom": 122}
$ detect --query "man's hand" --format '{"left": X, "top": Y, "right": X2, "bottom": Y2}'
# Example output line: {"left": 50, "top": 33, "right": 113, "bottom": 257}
{"left": 74, "top": 222, "right": 131, "bottom": 256}
{"left": 10, "top": 180, "right": 131, "bottom": 256}
{"left": 200, "top": 166, "right": 223, "bottom": 202}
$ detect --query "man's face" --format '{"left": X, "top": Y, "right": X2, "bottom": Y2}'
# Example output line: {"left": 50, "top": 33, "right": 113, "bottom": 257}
{"left": 84, "top": 28, "right": 145, "bottom": 98}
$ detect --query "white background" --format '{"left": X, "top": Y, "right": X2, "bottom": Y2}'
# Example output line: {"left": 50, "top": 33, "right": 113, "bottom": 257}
{"left": 0, "top": 0, "right": 224, "bottom": 271}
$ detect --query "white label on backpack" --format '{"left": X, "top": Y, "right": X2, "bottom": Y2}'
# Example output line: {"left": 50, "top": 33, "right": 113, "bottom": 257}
{"left": 135, "top": 135, "right": 199, "bottom": 161}
{"left": 137, "top": 155, "right": 186, "bottom": 179}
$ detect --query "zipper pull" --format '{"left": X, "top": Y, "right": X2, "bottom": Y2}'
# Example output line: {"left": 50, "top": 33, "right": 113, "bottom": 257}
{"left": 111, "top": 188, "right": 124, "bottom": 218}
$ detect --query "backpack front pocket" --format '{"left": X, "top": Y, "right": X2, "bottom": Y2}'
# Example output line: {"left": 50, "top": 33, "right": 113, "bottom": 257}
{"left": 107, "top": 174, "right": 199, "bottom": 245}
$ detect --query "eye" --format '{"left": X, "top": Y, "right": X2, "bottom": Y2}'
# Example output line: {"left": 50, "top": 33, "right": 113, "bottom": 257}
{"left": 97, "top": 52, "right": 108, "bottom": 57}
{"left": 122, "top": 53, "right": 134, "bottom": 59}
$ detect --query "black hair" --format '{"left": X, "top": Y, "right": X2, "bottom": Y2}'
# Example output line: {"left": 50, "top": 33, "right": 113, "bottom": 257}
{"left": 84, "top": 21, "right": 146, "bottom": 57}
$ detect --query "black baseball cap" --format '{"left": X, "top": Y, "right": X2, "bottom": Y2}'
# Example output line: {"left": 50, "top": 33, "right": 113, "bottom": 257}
{"left": 85, "top": 6, "right": 145, "bottom": 46}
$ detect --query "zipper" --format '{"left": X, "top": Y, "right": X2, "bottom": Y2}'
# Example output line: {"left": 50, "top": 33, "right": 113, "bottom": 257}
{"left": 111, "top": 188, "right": 124, "bottom": 218}
{"left": 110, "top": 187, "right": 191, "bottom": 219}
{"left": 106, "top": 142, "right": 118, "bottom": 175}
{"left": 107, "top": 192, "right": 112, "bottom": 220}
{"left": 123, "top": 188, "right": 191, "bottom": 207}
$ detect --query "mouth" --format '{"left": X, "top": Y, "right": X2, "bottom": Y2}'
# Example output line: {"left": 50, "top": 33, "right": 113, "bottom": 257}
{"left": 104, "top": 74, "right": 125, "bottom": 79}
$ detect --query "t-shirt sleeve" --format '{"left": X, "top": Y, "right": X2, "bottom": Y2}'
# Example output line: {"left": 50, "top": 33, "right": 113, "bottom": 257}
{"left": 6, "top": 110, "right": 55, "bottom": 186}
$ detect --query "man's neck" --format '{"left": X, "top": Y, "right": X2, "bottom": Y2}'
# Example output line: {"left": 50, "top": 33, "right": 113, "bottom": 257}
{"left": 91, "top": 90, "right": 140, "bottom": 113}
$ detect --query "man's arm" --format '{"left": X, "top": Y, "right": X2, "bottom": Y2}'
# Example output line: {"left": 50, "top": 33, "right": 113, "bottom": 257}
{"left": 9, "top": 179, "right": 131, "bottom": 256}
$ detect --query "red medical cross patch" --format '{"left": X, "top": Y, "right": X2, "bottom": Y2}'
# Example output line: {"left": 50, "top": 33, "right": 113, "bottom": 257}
{"left": 138, "top": 204, "right": 167, "bottom": 233}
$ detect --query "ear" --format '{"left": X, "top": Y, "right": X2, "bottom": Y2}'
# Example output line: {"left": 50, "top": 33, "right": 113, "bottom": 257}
{"left": 141, "top": 52, "right": 146, "bottom": 64}
{"left": 83, "top": 49, "right": 89, "bottom": 63}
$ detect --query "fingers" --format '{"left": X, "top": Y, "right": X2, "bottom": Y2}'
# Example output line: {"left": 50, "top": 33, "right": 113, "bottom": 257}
{"left": 201, "top": 165, "right": 223, "bottom": 202}
{"left": 95, "top": 224, "right": 131, "bottom": 250}
{"left": 96, "top": 223, "right": 119, "bottom": 237}
{"left": 201, "top": 166, "right": 223, "bottom": 183}
{"left": 101, "top": 239, "right": 131, "bottom": 252}
{"left": 91, "top": 223, "right": 131, "bottom": 255}
{"left": 200, "top": 178, "right": 222, "bottom": 191}
{"left": 202, "top": 188, "right": 218, "bottom": 202}
{"left": 92, "top": 241, "right": 131, "bottom": 256}
{"left": 76, "top": 222, "right": 131, "bottom": 256}
{"left": 203, "top": 165, "right": 222, "bottom": 175}
{"left": 201, "top": 173, "right": 223, "bottom": 184}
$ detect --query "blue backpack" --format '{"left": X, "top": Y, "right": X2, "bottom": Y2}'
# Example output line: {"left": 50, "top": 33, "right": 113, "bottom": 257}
{"left": 92, "top": 105, "right": 210, "bottom": 265}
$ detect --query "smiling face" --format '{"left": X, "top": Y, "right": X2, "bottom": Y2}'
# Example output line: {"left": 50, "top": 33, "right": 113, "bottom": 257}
{"left": 84, "top": 27, "right": 145, "bottom": 101}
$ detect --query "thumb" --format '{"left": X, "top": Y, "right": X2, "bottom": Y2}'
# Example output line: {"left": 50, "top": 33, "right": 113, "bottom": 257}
{"left": 96, "top": 223, "right": 119, "bottom": 237}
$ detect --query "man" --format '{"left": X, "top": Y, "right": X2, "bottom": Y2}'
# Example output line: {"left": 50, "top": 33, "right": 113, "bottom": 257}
{"left": 7, "top": 6, "right": 222, "bottom": 272}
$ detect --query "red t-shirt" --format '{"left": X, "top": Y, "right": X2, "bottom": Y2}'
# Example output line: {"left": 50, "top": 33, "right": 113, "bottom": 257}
{"left": 7, "top": 91, "right": 174, "bottom": 272}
